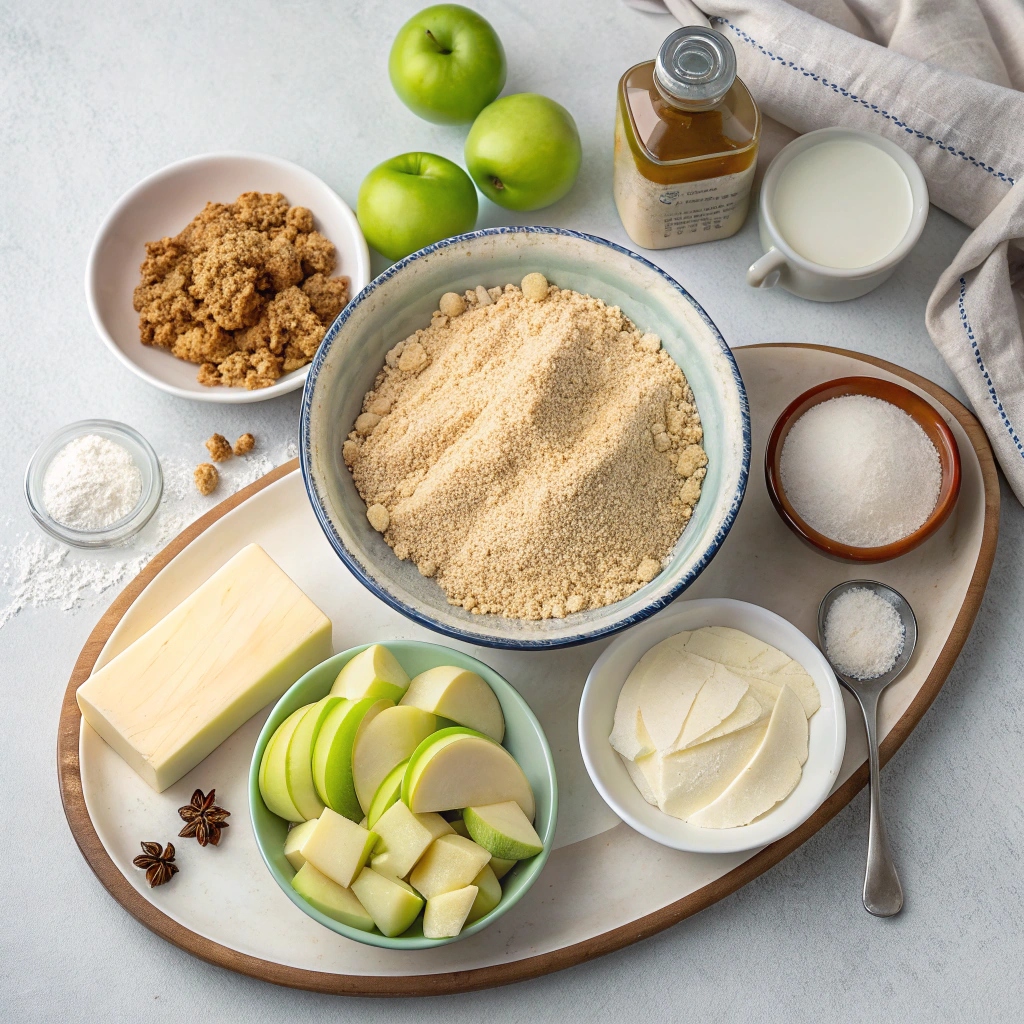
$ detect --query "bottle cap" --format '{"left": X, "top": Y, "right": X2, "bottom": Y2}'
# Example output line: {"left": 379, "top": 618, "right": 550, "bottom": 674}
{"left": 655, "top": 26, "right": 737, "bottom": 111}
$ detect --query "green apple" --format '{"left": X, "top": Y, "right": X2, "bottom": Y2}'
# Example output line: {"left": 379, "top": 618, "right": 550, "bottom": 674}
{"left": 331, "top": 645, "right": 410, "bottom": 703}
{"left": 312, "top": 697, "right": 393, "bottom": 820}
{"left": 284, "top": 696, "right": 343, "bottom": 821}
{"left": 400, "top": 665, "right": 505, "bottom": 742}
{"left": 465, "top": 93, "right": 582, "bottom": 211}
{"left": 490, "top": 857, "right": 516, "bottom": 881}
{"left": 357, "top": 153, "right": 478, "bottom": 261}
{"left": 402, "top": 727, "right": 536, "bottom": 820}
{"left": 370, "top": 800, "right": 453, "bottom": 880}
{"left": 423, "top": 884, "right": 479, "bottom": 938}
{"left": 351, "top": 868, "right": 424, "bottom": 937}
{"left": 464, "top": 800, "right": 543, "bottom": 860}
{"left": 409, "top": 833, "right": 492, "bottom": 899}
{"left": 352, "top": 705, "right": 438, "bottom": 813}
{"left": 291, "top": 862, "right": 374, "bottom": 932}
{"left": 389, "top": 4, "right": 506, "bottom": 125}
{"left": 283, "top": 819, "right": 318, "bottom": 871}
{"left": 259, "top": 706, "right": 310, "bottom": 822}
{"left": 299, "top": 808, "right": 378, "bottom": 888}
{"left": 465, "top": 863, "right": 501, "bottom": 923}
{"left": 366, "top": 759, "right": 409, "bottom": 829}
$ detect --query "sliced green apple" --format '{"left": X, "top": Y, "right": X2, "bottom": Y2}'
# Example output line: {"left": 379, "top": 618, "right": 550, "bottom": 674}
{"left": 399, "top": 665, "right": 505, "bottom": 741}
{"left": 423, "top": 884, "right": 479, "bottom": 939}
{"left": 490, "top": 857, "right": 516, "bottom": 881}
{"left": 463, "top": 800, "right": 543, "bottom": 860}
{"left": 352, "top": 705, "right": 437, "bottom": 813}
{"left": 259, "top": 706, "right": 310, "bottom": 822}
{"left": 312, "top": 697, "right": 393, "bottom": 820}
{"left": 299, "top": 808, "right": 378, "bottom": 888}
{"left": 285, "top": 696, "right": 343, "bottom": 820}
{"left": 408, "top": 834, "right": 492, "bottom": 899}
{"left": 371, "top": 801, "right": 453, "bottom": 879}
{"left": 465, "top": 864, "right": 502, "bottom": 922}
{"left": 351, "top": 867, "right": 423, "bottom": 937}
{"left": 283, "top": 818, "right": 318, "bottom": 871}
{"left": 291, "top": 862, "right": 374, "bottom": 932}
{"left": 331, "top": 644, "right": 410, "bottom": 703}
{"left": 402, "top": 728, "right": 536, "bottom": 820}
{"left": 366, "top": 759, "right": 409, "bottom": 829}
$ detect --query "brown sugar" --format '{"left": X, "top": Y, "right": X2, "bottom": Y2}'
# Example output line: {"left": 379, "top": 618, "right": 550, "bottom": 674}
{"left": 233, "top": 433, "right": 256, "bottom": 456}
{"left": 194, "top": 463, "right": 219, "bottom": 496}
{"left": 204, "top": 433, "right": 233, "bottom": 462}
{"left": 133, "top": 193, "right": 349, "bottom": 390}
{"left": 345, "top": 280, "right": 706, "bottom": 620}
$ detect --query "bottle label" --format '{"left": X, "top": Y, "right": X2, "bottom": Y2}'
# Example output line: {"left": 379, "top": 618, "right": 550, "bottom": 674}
{"left": 613, "top": 119, "right": 755, "bottom": 249}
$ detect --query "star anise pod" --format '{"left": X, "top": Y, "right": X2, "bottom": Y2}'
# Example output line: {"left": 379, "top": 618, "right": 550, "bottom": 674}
{"left": 178, "top": 788, "right": 230, "bottom": 847}
{"left": 133, "top": 842, "right": 179, "bottom": 887}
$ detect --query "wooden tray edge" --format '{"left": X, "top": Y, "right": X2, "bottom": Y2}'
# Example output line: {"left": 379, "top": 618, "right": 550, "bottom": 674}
{"left": 56, "top": 345, "right": 1001, "bottom": 997}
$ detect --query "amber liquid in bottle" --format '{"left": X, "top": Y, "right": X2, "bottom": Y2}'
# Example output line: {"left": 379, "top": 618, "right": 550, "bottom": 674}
{"left": 614, "top": 61, "right": 760, "bottom": 249}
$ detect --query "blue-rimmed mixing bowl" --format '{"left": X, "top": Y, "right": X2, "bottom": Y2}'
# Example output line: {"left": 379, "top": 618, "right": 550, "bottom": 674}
{"left": 300, "top": 227, "right": 749, "bottom": 649}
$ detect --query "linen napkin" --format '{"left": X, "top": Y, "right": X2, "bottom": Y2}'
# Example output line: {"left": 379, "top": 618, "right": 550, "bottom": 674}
{"left": 626, "top": 0, "right": 1024, "bottom": 503}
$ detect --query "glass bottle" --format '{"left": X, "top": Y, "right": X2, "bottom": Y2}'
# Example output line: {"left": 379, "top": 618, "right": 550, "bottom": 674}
{"left": 614, "top": 27, "right": 761, "bottom": 250}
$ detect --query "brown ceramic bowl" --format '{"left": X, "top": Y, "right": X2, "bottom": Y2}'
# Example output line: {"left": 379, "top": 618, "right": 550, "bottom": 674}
{"left": 765, "top": 376, "right": 961, "bottom": 563}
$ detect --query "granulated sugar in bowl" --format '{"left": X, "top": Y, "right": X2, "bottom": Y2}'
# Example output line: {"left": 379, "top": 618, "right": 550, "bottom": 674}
{"left": 780, "top": 394, "right": 941, "bottom": 548}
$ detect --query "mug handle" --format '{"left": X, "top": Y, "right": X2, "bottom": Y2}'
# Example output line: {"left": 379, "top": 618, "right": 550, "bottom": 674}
{"left": 747, "top": 247, "right": 787, "bottom": 289}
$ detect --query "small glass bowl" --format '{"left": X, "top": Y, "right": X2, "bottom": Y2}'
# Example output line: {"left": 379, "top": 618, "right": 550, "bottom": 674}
{"left": 25, "top": 419, "right": 163, "bottom": 548}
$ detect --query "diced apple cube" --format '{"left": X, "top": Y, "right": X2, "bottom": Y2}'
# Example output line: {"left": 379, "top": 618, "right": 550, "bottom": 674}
{"left": 490, "top": 857, "right": 516, "bottom": 880}
{"left": 283, "top": 818, "right": 318, "bottom": 871}
{"left": 370, "top": 801, "right": 453, "bottom": 879}
{"left": 351, "top": 867, "right": 424, "bottom": 937}
{"left": 291, "top": 863, "right": 374, "bottom": 932}
{"left": 466, "top": 864, "right": 502, "bottom": 923}
{"left": 464, "top": 800, "right": 544, "bottom": 860}
{"left": 423, "top": 884, "right": 479, "bottom": 939}
{"left": 409, "top": 833, "right": 491, "bottom": 899}
{"left": 300, "top": 808, "right": 377, "bottom": 888}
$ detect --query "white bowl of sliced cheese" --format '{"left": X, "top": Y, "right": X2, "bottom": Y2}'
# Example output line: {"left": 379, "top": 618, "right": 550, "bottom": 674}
{"left": 578, "top": 598, "right": 846, "bottom": 853}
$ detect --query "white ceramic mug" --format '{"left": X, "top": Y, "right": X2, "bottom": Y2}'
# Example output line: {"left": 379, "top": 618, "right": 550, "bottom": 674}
{"left": 747, "top": 127, "right": 929, "bottom": 302}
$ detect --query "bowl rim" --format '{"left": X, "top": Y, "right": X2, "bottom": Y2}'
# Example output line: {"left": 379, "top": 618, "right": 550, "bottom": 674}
{"left": 247, "top": 640, "right": 558, "bottom": 950}
{"left": 84, "top": 150, "right": 371, "bottom": 405}
{"left": 577, "top": 597, "right": 847, "bottom": 854}
{"left": 299, "top": 225, "right": 751, "bottom": 650}
{"left": 765, "top": 375, "right": 962, "bottom": 562}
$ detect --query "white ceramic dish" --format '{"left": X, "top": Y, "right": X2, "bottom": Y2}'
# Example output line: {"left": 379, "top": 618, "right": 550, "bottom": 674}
{"left": 746, "top": 127, "right": 929, "bottom": 302}
{"left": 301, "top": 226, "right": 750, "bottom": 649}
{"left": 86, "top": 152, "right": 370, "bottom": 404}
{"left": 578, "top": 597, "right": 846, "bottom": 854}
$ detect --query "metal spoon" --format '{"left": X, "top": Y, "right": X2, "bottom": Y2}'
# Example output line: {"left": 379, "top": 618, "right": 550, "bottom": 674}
{"left": 818, "top": 580, "right": 917, "bottom": 917}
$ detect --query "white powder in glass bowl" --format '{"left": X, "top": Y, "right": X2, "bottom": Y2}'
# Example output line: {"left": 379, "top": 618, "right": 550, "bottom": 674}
{"left": 780, "top": 395, "right": 941, "bottom": 547}
{"left": 42, "top": 434, "right": 142, "bottom": 531}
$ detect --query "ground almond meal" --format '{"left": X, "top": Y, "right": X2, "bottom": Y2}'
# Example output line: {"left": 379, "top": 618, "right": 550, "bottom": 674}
{"left": 133, "top": 192, "right": 349, "bottom": 389}
{"left": 345, "top": 277, "right": 707, "bottom": 620}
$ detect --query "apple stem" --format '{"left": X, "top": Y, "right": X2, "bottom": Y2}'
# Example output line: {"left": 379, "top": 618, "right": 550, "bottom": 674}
{"left": 424, "top": 29, "right": 451, "bottom": 55}
{"left": 491, "top": 176, "right": 505, "bottom": 191}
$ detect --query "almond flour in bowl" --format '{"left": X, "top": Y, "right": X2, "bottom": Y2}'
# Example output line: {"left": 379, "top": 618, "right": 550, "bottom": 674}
{"left": 342, "top": 277, "right": 708, "bottom": 621}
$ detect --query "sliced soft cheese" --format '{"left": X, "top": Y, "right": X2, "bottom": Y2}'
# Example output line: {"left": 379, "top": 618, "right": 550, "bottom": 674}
{"left": 610, "top": 633, "right": 693, "bottom": 759}
{"left": 656, "top": 721, "right": 769, "bottom": 819}
{"left": 681, "top": 626, "right": 820, "bottom": 718}
{"left": 638, "top": 649, "right": 714, "bottom": 751}
{"left": 687, "top": 685, "right": 808, "bottom": 828}
{"left": 622, "top": 755, "right": 658, "bottom": 807}
{"left": 77, "top": 544, "right": 333, "bottom": 792}
{"left": 671, "top": 664, "right": 748, "bottom": 751}
{"left": 679, "top": 691, "right": 766, "bottom": 749}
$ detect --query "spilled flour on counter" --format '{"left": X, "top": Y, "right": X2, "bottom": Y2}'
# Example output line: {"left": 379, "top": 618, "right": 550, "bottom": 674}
{"left": 0, "top": 440, "right": 296, "bottom": 630}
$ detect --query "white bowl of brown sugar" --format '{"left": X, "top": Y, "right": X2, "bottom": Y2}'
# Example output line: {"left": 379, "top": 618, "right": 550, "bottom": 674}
{"left": 300, "top": 227, "right": 750, "bottom": 649}
{"left": 86, "top": 152, "right": 370, "bottom": 403}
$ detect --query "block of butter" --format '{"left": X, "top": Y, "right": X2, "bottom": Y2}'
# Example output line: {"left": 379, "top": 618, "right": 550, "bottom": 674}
{"left": 77, "top": 543, "right": 333, "bottom": 792}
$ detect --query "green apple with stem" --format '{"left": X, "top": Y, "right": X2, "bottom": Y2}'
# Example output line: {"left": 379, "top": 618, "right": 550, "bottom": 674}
{"left": 358, "top": 153, "right": 478, "bottom": 261}
{"left": 389, "top": 4, "right": 506, "bottom": 125}
{"left": 464, "top": 93, "right": 582, "bottom": 211}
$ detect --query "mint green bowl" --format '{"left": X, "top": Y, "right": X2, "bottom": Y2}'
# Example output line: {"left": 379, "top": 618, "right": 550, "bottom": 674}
{"left": 248, "top": 641, "right": 557, "bottom": 949}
